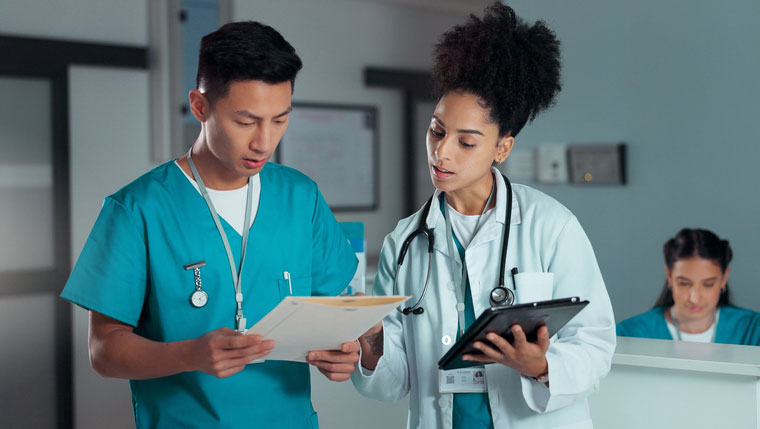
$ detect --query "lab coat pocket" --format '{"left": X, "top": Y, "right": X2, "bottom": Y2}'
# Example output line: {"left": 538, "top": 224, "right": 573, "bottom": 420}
{"left": 514, "top": 272, "right": 553, "bottom": 304}
{"left": 278, "top": 274, "right": 312, "bottom": 299}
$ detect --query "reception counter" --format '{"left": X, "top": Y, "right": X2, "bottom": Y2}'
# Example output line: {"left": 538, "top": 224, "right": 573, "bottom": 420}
{"left": 589, "top": 337, "right": 760, "bottom": 428}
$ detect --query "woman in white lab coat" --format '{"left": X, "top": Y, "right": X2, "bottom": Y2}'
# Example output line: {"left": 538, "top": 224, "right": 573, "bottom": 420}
{"left": 351, "top": 3, "right": 616, "bottom": 428}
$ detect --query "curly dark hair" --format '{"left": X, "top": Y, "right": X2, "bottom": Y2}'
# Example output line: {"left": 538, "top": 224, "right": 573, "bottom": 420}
{"left": 432, "top": 2, "right": 562, "bottom": 138}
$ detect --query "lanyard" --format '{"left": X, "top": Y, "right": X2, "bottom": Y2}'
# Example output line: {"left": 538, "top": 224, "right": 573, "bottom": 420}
{"left": 187, "top": 150, "right": 254, "bottom": 332}
{"left": 442, "top": 180, "right": 495, "bottom": 335}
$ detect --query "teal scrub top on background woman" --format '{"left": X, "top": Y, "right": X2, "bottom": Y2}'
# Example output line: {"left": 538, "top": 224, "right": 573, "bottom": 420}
{"left": 617, "top": 305, "right": 760, "bottom": 345}
{"left": 62, "top": 160, "right": 358, "bottom": 428}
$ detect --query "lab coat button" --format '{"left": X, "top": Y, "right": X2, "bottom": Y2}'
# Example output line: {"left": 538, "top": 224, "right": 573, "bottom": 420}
{"left": 441, "top": 335, "right": 452, "bottom": 345}
{"left": 438, "top": 397, "right": 449, "bottom": 408}
{"left": 456, "top": 303, "right": 465, "bottom": 311}
{"left": 447, "top": 281, "right": 455, "bottom": 290}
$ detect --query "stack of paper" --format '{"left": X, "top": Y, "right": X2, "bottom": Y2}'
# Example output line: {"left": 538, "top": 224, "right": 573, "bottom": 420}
{"left": 244, "top": 295, "right": 408, "bottom": 362}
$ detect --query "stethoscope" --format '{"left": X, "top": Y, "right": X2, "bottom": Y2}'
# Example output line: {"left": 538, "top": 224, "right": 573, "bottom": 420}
{"left": 393, "top": 174, "right": 514, "bottom": 315}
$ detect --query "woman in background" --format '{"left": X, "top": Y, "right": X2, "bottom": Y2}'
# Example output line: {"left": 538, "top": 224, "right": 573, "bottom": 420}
{"left": 617, "top": 228, "right": 760, "bottom": 344}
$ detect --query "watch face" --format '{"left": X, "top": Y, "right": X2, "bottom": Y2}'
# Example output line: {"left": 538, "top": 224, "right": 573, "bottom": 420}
{"left": 190, "top": 290, "right": 208, "bottom": 308}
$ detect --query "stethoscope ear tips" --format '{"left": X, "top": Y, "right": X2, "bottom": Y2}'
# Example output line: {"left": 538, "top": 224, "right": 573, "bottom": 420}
{"left": 402, "top": 307, "right": 412, "bottom": 315}
{"left": 412, "top": 307, "right": 424, "bottom": 315}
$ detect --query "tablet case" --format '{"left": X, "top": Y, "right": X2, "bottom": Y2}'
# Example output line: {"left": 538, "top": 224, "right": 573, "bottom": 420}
{"left": 438, "top": 297, "right": 589, "bottom": 370}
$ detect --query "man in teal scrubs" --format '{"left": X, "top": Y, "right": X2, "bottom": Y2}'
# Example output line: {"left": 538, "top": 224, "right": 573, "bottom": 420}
{"left": 61, "top": 21, "right": 359, "bottom": 428}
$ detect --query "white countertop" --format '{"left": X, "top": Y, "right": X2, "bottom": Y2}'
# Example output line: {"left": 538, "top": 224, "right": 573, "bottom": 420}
{"left": 613, "top": 336, "right": 760, "bottom": 376}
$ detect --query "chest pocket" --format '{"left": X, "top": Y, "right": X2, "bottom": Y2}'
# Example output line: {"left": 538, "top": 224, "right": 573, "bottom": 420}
{"left": 514, "top": 272, "right": 554, "bottom": 304}
{"left": 278, "top": 275, "right": 313, "bottom": 299}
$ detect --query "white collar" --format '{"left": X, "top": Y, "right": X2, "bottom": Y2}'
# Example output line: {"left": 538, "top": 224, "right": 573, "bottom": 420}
{"left": 423, "top": 167, "right": 521, "bottom": 256}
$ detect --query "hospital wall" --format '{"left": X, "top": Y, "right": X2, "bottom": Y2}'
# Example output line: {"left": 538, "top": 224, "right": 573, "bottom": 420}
{"left": 502, "top": 0, "right": 760, "bottom": 321}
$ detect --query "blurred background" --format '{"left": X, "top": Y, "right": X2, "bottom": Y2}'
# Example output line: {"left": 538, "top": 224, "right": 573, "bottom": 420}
{"left": 1, "top": 0, "right": 758, "bottom": 427}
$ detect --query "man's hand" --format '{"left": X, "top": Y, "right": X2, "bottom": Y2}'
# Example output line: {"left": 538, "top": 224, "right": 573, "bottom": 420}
{"left": 188, "top": 328, "right": 274, "bottom": 378}
{"left": 306, "top": 341, "right": 361, "bottom": 382}
{"left": 462, "top": 324, "right": 550, "bottom": 378}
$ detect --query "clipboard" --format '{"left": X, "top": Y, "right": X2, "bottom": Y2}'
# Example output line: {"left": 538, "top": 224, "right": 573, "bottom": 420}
{"left": 438, "top": 297, "right": 589, "bottom": 370}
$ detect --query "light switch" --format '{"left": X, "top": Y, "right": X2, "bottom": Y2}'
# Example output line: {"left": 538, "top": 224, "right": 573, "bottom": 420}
{"left": 535, "top": 144, "right": 568, "bottom": 184}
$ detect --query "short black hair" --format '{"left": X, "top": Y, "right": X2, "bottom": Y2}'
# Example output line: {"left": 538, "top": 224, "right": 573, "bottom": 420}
{"left": 432, "top": 2, "right": 562, "bottom": 138}
{"left": 196, "top": 21, "right": 303, "bottom": 103}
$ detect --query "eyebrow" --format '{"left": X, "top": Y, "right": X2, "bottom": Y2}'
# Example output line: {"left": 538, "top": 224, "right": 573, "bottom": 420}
{"left": 234, "top": 106, "right": 292, "bottom": 120}
{"left": 432, "top": 115, "right": 485, "bottom": 136}
{"left": 675, "top": 276, "right": 718, "bottom": 282}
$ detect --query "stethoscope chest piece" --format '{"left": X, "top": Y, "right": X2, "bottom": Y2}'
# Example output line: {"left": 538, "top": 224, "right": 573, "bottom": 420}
{"left": 490, "top": 286, "right": 514, "bottom": 307}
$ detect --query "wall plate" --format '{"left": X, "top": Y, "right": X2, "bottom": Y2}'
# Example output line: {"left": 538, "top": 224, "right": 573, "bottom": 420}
{"left": 567, "top": 143, "right": 626, "bottom": 185}
{"left": 535, "top": 144, "right": 568, "bottom": 184}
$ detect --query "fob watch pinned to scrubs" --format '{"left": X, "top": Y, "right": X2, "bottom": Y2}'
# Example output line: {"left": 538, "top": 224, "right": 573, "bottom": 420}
{"left": 185, "top": 261, "right": 208, "bottom": 308}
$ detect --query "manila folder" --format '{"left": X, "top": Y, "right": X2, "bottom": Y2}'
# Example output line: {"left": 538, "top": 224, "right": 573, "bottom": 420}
{"left": 244, "top": 295, "right": 409, "bottom": 363}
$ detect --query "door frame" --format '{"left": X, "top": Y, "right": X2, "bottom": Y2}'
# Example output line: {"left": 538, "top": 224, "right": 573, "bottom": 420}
{"left": 0, "top": 35, "right": 148, "bottom": 429}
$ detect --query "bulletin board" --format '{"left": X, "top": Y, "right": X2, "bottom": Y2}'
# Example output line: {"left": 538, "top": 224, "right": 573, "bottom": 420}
{"left": 277, "top": 103, "right": 379, "bottom": 211}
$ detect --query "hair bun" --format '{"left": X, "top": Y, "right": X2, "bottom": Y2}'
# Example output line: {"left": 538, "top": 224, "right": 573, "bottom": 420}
{"left": 431, "top": 1, "right": 562, "bottom": 137}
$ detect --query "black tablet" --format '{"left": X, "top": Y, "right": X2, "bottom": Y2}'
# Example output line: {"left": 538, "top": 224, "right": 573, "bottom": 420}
{"left": 438, "top": 297, "right": 589, "bottom": 370}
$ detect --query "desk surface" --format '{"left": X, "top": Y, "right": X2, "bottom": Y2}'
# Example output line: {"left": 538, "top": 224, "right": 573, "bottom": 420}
{"left": 614, "top": 336, "right": 760, "bottom": 376}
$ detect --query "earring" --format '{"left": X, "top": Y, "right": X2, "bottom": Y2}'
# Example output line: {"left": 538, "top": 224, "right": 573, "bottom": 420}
{"left": 721, "top": 288, "right": 726, "bottom": 294}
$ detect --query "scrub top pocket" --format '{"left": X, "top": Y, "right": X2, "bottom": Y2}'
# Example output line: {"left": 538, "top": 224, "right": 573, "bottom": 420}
{"left": 278, "top": 275, "right": 313, "bottom": 299}
{"left": 514, "top": 272, "right": 553, "bottom": 304}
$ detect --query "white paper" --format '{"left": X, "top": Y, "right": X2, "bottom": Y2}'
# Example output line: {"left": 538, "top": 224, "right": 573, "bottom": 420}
{"left": 244, "top": 295, "right": 409, "bottom": 363}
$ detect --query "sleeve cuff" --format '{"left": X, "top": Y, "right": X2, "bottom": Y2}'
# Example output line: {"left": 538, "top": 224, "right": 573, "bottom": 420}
{"left": 521, "top": 374, "right": 551, "bottom": 412}
{"left": 355, "top": 344, "right": 376, "bottom": 376}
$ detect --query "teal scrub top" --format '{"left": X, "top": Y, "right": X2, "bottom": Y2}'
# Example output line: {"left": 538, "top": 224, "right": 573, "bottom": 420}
{"left": 617, "top": 305, "right": 760, "bottom": 345}
{"left": 61, "top": 160, "right": 358, "bottom": 428}
{"left": 442, "top": 197, "right": 494, "bottom": 429}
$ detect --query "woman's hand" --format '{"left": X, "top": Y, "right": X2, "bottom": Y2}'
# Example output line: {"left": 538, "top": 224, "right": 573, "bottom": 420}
{"left": 462, "top": 324, "right": 549, "bottom": 378}
{"left": 354, "top": 292, "right": 385, "bottom": 371}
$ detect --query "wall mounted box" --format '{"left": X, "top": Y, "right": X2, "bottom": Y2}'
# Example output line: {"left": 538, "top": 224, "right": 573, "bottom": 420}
{"left": 567, "top": 143, "right": 627, "bottom": 185}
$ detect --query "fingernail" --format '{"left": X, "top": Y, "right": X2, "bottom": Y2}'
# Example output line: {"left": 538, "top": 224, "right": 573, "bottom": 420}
{"left": 487, "top": 334, "right": 495, "bottom": 341}
{"left": 308, "top": 352, "right": 316, "bottom": 360}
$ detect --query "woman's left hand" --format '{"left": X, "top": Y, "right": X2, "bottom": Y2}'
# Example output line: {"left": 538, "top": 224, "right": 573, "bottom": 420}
{"left": 462, "top": 324, "right": 549, "bottom": 378}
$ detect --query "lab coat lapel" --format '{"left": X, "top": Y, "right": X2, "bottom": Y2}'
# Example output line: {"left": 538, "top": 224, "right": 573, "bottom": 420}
{"left": 424, "top": 189, "right": 459, "bottom": 265}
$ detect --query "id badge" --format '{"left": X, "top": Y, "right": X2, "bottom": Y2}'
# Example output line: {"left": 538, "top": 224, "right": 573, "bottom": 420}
{"left": 439, "top": 367, "right": 488, "bottom": 393}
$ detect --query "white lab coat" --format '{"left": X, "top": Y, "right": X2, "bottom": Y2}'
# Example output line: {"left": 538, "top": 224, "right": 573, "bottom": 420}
{"left": 352, "top": 170, "right": 616, "bottom": 428}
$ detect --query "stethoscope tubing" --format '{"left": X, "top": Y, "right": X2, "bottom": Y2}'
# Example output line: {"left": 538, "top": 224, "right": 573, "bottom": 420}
{"left": 394, "top": 174, "right": 513, "bottom": 315}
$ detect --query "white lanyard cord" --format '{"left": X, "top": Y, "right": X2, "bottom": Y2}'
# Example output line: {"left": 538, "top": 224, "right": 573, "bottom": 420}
{"left": 187, "top": 150, "right": 254, "bottom": 332}
{"left": 442, "top": 178, "right": 496, "bottom": 335}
